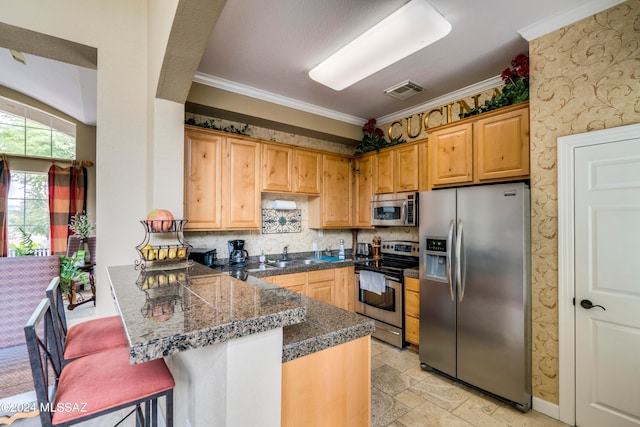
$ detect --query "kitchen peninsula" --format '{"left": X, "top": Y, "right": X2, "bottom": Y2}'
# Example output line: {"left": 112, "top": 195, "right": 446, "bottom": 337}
{"left": 107, "top": 262, "right": 373, "bottom": 427}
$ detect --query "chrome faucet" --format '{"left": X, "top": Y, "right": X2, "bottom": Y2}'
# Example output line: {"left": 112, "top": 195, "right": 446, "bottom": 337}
{"left": 282, "top": 245, "right": 289, "bottom": 261}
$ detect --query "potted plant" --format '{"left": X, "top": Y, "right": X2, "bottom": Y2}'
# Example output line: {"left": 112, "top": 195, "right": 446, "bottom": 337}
{"left": 69, "top": 213, "right": 95, "bottom": 263}
{"left": 10, "top": 227, "right": 37, "bottom": 256}
{"left": 59, "top": 254, "right": 89, "bottom": 302}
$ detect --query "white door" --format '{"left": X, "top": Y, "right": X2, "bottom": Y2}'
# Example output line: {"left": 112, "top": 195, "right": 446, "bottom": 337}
{"left": 574, "top": 135, "right": 640, "bottom": 426}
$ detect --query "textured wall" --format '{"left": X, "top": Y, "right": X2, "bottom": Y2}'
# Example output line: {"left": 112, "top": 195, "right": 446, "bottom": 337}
{"left": 529, "top": 0, "right": 640, "bottom": 403}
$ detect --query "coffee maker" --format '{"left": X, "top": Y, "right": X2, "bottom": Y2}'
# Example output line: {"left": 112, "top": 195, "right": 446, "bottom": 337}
{"left": 228, "top": 240, "right": 249, "bottom": 267}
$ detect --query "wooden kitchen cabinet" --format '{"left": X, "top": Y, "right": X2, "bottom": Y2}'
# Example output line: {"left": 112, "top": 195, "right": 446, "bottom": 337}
{"left": 184, "top": 127, "right": 223, "bottom": 229}
{"left": 404, "top": 276, "right": 420, "bottom": 348}
{"left": 373, "top": 149, "right": 394, "bottom": 194}
{"left": 294, "top": 149, "right": 321, "bottom": 194}
{"left": 225, "top": 137, "right": 261, "bottom": 229}
{"left": 354, "top": 154, "right": 374, "bottom": 228}
{"left": 262, "top": 144, "right": 321, "bottom": 195}
{"left": 269, "top": 272, "right": 307, "bottom": 294}
{"left": 394, "top": 143, "right": 419, "bottom": 192}
{"left": 264, "top": 266, "right": 354, "bottom": 310}
{"left": 282, "top": 335, "right": 370, "bottom": 427}
{"left": 309, "top": 154, "right": 353, "bottom": 228}
{"left": 429, "top": 122, "right": 474, "bottom": 187}
{"left": 184, "top": 127, "right": 261, "bottom": 230}
{"left": 307, "top": 269, "right": 335, "bottom": 305}
{"left": 335, "top": 266, "right": 355, "bottom": 312}
{"left": 372, "top": 142, "right": 420, "bottom": 194}
{"left": 261, "top": 143, "right": 292, "bottom": 193}
{"left": 474, "top": 105, "right": 530, "bottom": 181}
{"left": 419, "top": 140, "right": 429, "bottom": 191}
{"left": 429, "top": 102, "right": 530, "bottom": 188}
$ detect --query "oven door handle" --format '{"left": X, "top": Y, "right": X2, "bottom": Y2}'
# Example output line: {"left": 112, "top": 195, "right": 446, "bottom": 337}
{"left": 446, "top": 219, "right": 455, "bottom": 301}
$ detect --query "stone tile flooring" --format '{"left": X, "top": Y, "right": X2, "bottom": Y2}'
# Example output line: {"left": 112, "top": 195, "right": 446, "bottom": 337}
{"left": 5, "top": 302, "right": 569, "bottom": 427}
{"left": 371, "top": 339, "right": 570, "bottom": 427}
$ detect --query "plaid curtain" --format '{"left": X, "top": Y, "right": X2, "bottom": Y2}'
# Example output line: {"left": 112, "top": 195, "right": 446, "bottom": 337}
{"left": 0, "top": 157, "right": 10, "bottom": 257}
{"left": 48, "top": 165, "right": 87, "bottom": 255}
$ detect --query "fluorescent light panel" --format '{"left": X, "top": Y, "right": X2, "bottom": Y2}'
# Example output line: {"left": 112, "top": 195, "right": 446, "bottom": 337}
{"left": 309, "top": 0, "right": 451, "bottom": 91}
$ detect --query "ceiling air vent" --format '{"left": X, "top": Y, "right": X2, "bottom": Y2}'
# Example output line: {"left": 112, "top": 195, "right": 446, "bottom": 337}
{"left": 384, "top": 80, "right": 424, "bottom": 100}
{"left": 9, "top": 50, "right": 28, "bottom": 66}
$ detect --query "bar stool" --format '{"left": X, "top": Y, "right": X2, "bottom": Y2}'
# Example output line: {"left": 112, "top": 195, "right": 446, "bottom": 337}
{"left": 46, "top": 277, "right": 128, "bottom": 360}
{"left": 25, "top": 298, "right": 174, "bottom": 427}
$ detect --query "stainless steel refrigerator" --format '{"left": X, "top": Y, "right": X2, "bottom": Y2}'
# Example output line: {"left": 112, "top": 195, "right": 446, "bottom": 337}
{"left": 419, "top": 182, "right": 531, "bottom": 411}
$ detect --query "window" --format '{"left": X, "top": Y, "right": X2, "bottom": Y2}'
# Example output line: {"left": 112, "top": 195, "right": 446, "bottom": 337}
{"left": 7, "top": 172, "right": 50, "bottom": 253}
{"left": 0, "top": 96, "right": 76, "bottom": 159}
{"left": 1, "top": 96, "right": 77, "bottom": 254}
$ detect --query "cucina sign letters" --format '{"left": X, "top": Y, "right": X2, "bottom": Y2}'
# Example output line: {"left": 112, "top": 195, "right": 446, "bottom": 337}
{"left": 386, "top": 87, "right": 502, "bottom": 140}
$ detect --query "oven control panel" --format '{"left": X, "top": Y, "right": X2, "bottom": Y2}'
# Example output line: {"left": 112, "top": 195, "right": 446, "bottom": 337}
{"left": 381, "top": 240, "right": 420, "bottom": 257}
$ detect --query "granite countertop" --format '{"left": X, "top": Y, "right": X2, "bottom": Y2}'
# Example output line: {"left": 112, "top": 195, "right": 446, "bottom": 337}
{"left": 107, "top": 263, "right": 306, "bottom": 364}
{"left": 108, "top": 260, "right": 374, "bottom": 364}
{"left": 246, "top": 278, "right": 374, "bottom": 362}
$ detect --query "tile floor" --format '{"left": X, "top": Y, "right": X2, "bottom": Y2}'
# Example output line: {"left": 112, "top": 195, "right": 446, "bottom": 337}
{"left": 4, "top": 304, "right": 569, "bottom": 427}
{"left": 371, "top": 339, "right": 569, "bottom": 427}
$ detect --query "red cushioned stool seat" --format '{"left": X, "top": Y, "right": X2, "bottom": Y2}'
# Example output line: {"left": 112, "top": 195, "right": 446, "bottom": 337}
{"left": 64, "top": 315, "right": 128, "bottom": 359}
{"left": 46, "top": 277, "right": 128, "bottom": 361}
{"left": 25, "top": 298, "right": 175, "bottom": 427}
{"left": 52, "top": 346, "right": 175, "bottom": 425}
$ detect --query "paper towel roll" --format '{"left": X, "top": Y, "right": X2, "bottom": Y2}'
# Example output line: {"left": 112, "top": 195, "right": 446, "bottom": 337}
{"left": 272, "top": 200, "right": 296, "bottom": 210}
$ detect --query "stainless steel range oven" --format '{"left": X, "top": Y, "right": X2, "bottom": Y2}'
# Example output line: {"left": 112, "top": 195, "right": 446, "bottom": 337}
{"left": 354, "top": 240, "right": 419, "bottom": 347}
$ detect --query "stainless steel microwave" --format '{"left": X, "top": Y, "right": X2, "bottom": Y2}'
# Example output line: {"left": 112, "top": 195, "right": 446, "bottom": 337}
{"left": 371, "top": 192, "right": 418, "bottom": 227}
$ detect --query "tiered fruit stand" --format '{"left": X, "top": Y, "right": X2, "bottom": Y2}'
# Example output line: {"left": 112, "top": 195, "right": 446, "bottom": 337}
{"left": 134, "top": 219, "right": 193, "bottom": 270}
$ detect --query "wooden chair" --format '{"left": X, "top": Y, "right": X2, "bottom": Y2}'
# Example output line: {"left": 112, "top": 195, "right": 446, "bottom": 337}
{"left": 46, "top": 277, "right": 128, "bottom": 360}
{"left": 25, "top": 298, "right": 174, "bottom": 427}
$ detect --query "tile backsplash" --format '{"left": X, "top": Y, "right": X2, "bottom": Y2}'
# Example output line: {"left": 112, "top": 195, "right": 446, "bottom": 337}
{"left": 185, "top": 193, "right": 418, "bottom": 262}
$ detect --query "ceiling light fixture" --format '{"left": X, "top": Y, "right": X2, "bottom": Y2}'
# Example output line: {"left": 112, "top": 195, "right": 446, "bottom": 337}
{"left": 308, "top": 0, "right": 451, "bottom": 91}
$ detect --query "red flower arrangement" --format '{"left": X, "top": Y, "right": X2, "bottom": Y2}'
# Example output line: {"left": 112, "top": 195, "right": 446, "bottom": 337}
{"left": 460, "top": 54, "right": 529, "bottom": 118}
{"left": 354, "top": 118, "right": 405, "bottom": 155}
{"left": 501, "top": 54, "right": 529, "bottom": 83}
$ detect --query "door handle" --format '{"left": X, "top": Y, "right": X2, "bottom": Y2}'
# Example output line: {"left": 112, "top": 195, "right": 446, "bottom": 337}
{"left": 456, "top": 219, "right": 464, "bottom": 303}
{"left": 580, "top": 299, "right": 606, "bottom": 311}
{"left": 446, "top": 220, "right": 454, "bottom": 302}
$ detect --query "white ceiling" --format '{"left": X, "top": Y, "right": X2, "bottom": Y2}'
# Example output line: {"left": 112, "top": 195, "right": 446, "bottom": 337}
{"left": 0, "top": 0, "right": 621, "bottom": 128}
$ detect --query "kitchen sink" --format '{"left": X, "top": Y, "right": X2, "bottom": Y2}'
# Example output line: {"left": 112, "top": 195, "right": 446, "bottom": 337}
{"left": 268, "top": 260, "right": 298, "bottom": 268}
{"left": 267, "top": 258, "right": 327, "bottom": 268}
{"left": 298, "top": 258, "right": 327, "bottom": 265}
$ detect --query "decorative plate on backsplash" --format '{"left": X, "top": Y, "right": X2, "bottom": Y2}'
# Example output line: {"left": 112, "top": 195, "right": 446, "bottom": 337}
{"left": 261, "top": 209, "right": 301, "bottom": 234}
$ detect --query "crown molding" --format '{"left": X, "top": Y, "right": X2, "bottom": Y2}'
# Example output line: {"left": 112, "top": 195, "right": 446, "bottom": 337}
{"left": 518, "top": 0, "right": 627, "bottom": 41}
{"left": 193, "top": 72, "right": 365, "bottom": 125}
{"left": 377, "top": 75, "right": 503, "bottom": 124}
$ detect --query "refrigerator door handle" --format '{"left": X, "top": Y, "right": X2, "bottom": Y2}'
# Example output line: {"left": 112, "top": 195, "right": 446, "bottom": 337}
{"left": 456, "top": 218, "right": 465, "bottom": 302}
{"left": 446, "top": 219, "right": 455, "bottom": 301}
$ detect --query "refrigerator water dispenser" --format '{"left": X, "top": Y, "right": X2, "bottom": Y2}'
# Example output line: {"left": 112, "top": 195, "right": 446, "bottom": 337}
{"left": 424, "top": 238, "right": 447, "bottom": 281}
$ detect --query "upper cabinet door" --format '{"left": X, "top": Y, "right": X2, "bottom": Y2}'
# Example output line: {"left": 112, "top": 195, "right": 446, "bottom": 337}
{"left": 373, "top": 150, "right": 394, "bottom": 194}
{"left": 354, "top": 154, "right": 374, "bottom": 228}
{"left": 294, "top": 150, "right": 321, "bottom": 194}
{"left": 262, "top": 143, "right": 292, "bottom": 193}
{"left": 184, "top": 128, "right": 222, "bottom": 230}
{"left": 429, "top": 122, "right": 473, "bottom": 187}
{"left": 225, "top": 137, "right": 261, "bottom": 229}
{"left": 311, "top": 154, "right": 352, "bottom": 228}
{"left": 394, "top": 143, "right": 419, "bottom": 192}
{"left": 419, "top": 140, "right": 430, "bottom": 191}
{"left": 474, "top": 106, "right": 530, "bottom": 182}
